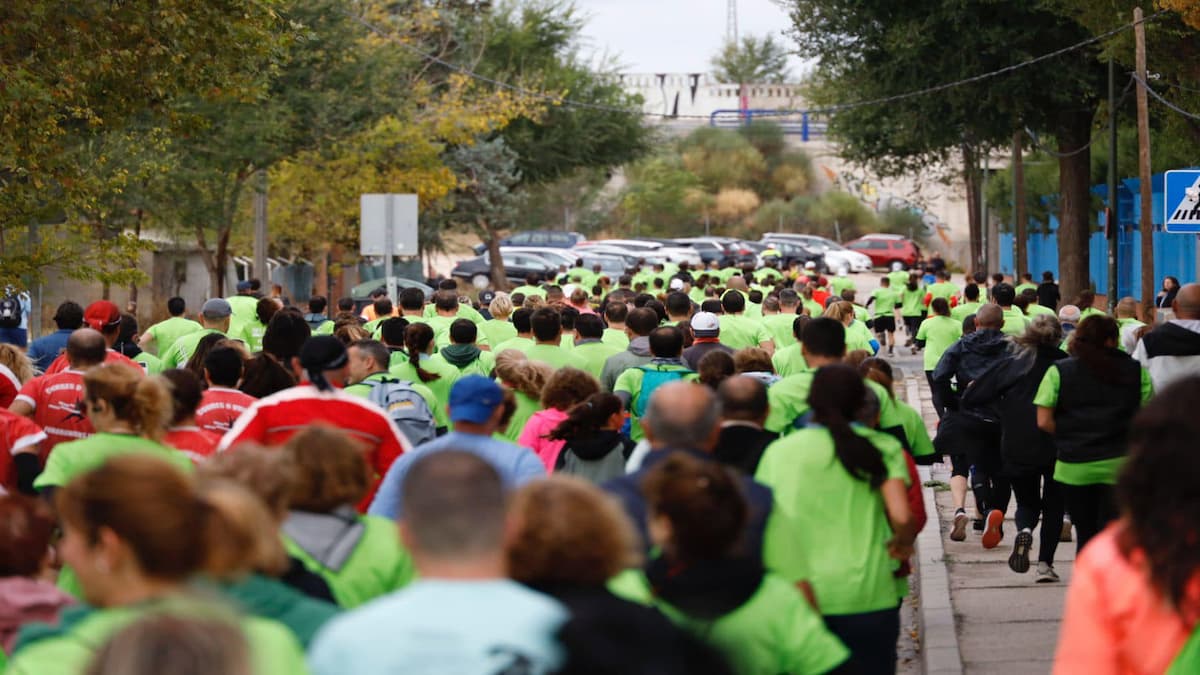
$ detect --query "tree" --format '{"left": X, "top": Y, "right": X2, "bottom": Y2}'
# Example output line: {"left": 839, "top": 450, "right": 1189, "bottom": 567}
{"left": 679, "top": 127, "right": 767, "bottom": 192}
{"left": 440, "top": 138, "right": 524, "bottom": 290}
{"left": 710, "top": 34, "right": 791, "bottom": 84}
{"left": 619, "top": 157, "right": 702, "bottom": 237}
{"left": 785, "top": 0, "right": 1108, "bottom": 299}
{"left": 0, "top": 0, "right": 282, "bottom": 287}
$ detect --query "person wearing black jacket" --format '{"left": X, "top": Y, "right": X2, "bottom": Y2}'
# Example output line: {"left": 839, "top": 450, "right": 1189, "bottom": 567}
{"left": 931, "top": 304, "right": 1011, "bottom": 548}
{"left": 960, "top": 315, "right": 1068, "bottom": 582}
{"left": 714, "top": 376, "right": 778, "bottom": 476}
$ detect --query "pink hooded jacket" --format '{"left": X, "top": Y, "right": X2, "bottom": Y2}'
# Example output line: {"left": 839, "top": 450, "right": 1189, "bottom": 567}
{"left": 518, "top": 408, "right": 569, "bottom": 471}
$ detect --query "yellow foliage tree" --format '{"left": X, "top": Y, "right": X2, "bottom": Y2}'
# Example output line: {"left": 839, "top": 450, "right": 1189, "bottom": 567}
{"left": 713, "top": 188, "right": 761, "bottom": 226}
{"left": 1159, "top": 0, "right": 1200, "bottom": 29}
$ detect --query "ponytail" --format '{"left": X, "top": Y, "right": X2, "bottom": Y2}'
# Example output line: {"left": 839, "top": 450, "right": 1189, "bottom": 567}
{"left": 548, "top": 393, "right": 622, "bottom": 441}
{"left": 808, "top": 365, "right": 887, "bottom": 487}
{"left": 404, "top": 323, "right": 440, "bottom": 383}
{"left": 84, "top": 364, "right": 170, "bottom": 441}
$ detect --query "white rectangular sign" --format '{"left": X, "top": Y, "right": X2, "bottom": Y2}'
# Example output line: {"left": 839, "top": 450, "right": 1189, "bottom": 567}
{"left": 360, "top": 194, "right": 419, "bottom": 256}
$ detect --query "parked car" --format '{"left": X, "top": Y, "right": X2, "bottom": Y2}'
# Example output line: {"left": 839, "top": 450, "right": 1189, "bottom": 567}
{"left": 761, "top": 234, "right": 872, "bottom": 273}
{"left": 843, "top": 234, "right": 922, "bottom": 270}
{"left": 473, "top": 230, "right": 586, "bottom": 255}
{"left": 674, "top": 237, "right": 758, "bottom": 267}
{"left": 499, "top": 246, "right": 580, "bottom": 268}
{"left": 575, "top": 239, "right": 703, "bottom": 266}
{"left": 451, "top": 252, "right": 557, "bottom": 288}
{"left": 350, "top": 277, "right": 434, "bottom": 313}
{"left": 761, "top": 239, "right": 826, "bottom": 272}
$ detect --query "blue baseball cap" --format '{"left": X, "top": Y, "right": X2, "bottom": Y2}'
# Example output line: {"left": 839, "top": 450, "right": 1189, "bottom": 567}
{"left": 448, "top": 375, "right": 505, "bottom": 424}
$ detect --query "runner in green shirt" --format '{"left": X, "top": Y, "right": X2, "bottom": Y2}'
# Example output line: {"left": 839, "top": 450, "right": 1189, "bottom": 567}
{"left": 899, "top": 277, "right": 926, "bottom": 347}
{"left": 866, "top": 277, "right": 901, "bottom": 356}
{"left": 719, "top": 292, "right": 773, "bottom": 351}
{"left": 510, "top": 273, "right": 547, "bottom": 300}
{"left": 756, "top": 366, "right": 915, "bottom": 673}
{"left": 137, "top": 298, "right": 202, "bottom": 355}
{"left": 915, "top": 298, "right": 963, "bottom": 374}
{"left": 950, "top": 283, "right": 983, "bottom": 322}
{"left": 571, "top": 314, "right": 621, "bottom": 380}
{"left": 1015, "top": 273, "right": 1038, "bottom": 297}
{"left": 926, "top": 270, "right": 960, "bottom": 304}
{"left": 345, "top": 341, "right": 450, "bottom": 434}
{"left": 830, "top": 272, "right": 855, "bottom": 297}
{"left": 160, "top": 298, "right": 236, "bottom": 370}
{"left": 389, "top": 323, "right": 461, "bottom": 409}
{"left": 762, "top": 290, "right": 804, "bottom": 348}
{"left": 611, "top": 453, "right": 851, "bottom": 675}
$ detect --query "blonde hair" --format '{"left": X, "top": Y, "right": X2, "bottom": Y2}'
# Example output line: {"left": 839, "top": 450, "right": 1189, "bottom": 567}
{"left": 523, "top": 295, "right": 546, "bottom": 310}
{"left": 733, "top": 347, "right": 774, "bottom": 374}
{"left": 506, "top": 476, "right": 641, "bottom": 587}
{"left": 0, "top": 344, "right": 33, "bottom": 382}
{"left": 84, "top": 364, "right": 170, "bottom": 441}
{"left": 823, "top": 301, "right": 856, "bottom": 325}
{"left": 489, "top": 292, "right": 514, "bottom": 320}
{"left": 494, "top": 350, "right": 553, "bottom": 400}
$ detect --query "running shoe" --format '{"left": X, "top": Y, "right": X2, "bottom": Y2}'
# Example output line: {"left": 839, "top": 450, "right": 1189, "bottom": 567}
{"left": 1035, "top": 562, "right": 1060, "bottom": 583}
{"left": 950, "top": 510, "right": 968, "bottom": 542}
{"left": 981, "top": 509, "right": 1005, "bottom": 549}
{"left": 1008, "top": 529, "right": 1033, "bottom": 573}
{"left": 1060, "top": 520, "right": 1073, "bottom": 543}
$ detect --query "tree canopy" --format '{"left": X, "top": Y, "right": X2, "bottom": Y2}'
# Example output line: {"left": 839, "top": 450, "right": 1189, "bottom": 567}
{"left": 710, "top": 34, "right": 791, "bottom": 84}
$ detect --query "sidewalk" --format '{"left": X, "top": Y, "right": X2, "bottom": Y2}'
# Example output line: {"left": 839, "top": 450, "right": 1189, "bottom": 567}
{"left": 904, "top": 373, "right": 1072, "bottom": 675}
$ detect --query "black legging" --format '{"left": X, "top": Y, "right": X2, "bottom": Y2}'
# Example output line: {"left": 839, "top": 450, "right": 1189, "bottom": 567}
{"left": 1009, "top": 468, "right": 1065, "bottom": 565}
{"left": 965, "top": 418, "right": 1010, "bottom": 516}
{"left": 1060, "top": 483, "right": 1118, "bottom": 552}
{"left": 925, "top": 370, "right": 947, "bottom": 418}
{"left": 824, "top": 607, "right": 900, "bottom": 675}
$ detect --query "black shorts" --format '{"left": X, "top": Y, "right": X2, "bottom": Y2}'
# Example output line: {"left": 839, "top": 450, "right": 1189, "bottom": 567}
{"left": 950, "top": 452, "right": 970, "bottom": 478}
{"left": 874, "top": 316, "right": 896, "bottom": 333}
{"left": 903, "top": 315, "right": 923, "bottom": 334}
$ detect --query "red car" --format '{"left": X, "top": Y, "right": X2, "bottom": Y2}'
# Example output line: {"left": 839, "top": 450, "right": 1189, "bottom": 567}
{"left": 844, "top": 234, "right": 922, "bottom": 270}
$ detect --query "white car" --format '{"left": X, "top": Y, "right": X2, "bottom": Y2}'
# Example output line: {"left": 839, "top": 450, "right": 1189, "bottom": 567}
{"left": 575, "top": 239, "right": 703, "bottom": 266}
{"left": 499, "top": 247, "right": 580, "bottom": 268}
{"left": 763, "top": 234, "right": 872, "bottom": 273}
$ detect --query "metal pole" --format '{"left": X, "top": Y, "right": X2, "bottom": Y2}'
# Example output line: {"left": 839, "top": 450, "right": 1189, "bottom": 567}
{"left": 1107, "top": 57, "right": 1119, "bottom": 312}
{"left": 253, "top": 170, "right": 268, "bottom": 286}
{"left": 384, "top": 194, "right": 397, "bottom": 302}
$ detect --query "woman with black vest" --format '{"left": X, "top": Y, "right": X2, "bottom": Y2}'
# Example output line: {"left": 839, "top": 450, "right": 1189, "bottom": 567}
{"left": 1035, "top": 315, "right": 1153, "bottom": 551}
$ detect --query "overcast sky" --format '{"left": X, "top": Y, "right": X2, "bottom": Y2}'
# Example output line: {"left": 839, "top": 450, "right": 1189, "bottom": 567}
{"left": 573, "top": 0, "right": 807, "bottom": 76}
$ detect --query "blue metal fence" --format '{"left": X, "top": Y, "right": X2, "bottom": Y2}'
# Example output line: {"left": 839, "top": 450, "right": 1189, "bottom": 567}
{"left": 999, "top": 170, "right": 1199, "bottom": 297}
{"left": 708, "top": 109, "right": 827, "bottom": 140}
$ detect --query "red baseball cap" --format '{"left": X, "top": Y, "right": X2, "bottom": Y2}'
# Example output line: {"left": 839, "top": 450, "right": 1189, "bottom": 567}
{"left": 84, "top": 301, "right": 121, "bottom": 331}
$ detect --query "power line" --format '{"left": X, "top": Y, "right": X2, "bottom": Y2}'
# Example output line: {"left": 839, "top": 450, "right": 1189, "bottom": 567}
{"left": 1131, "top": 73, "right": 1200, "bottom": 121}
{"left": 346, "top": 8, "right": 1168, "bottom": 121}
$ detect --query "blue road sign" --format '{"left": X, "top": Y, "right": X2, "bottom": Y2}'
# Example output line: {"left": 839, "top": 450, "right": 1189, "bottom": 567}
{"left": 1165, "top": 170, "right": 1200, "bottom": 233}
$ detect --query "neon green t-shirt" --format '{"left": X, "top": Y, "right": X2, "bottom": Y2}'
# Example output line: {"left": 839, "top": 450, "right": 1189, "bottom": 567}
{"left": 160, "top": 328, "right": 224, "bottom": 370}
{"left": 896, "top": 399, "right": 935, "bottom": 457}
{"left": 497, "top": 390, "right": 540, "bottom": 443}
{"left": 915, "top": 315, "right": 963, "bottom": 372}
{"left": 510, "top": 284, "right": 546, "bottom": 299}
{"left": 601, "top": 328, "right": 630, "bottom": 351}
{"left": 480, "top": 319, "right": 517, "bottom": 348}
{"left": 719, "top": 315, "right": 772, "bottom": 350}
{"left": 525, "top": 343, "right": 589, "bottom": 371}
{"left": 763, "top": 313, "right": 800, "bottom": 348}
{"left": 845, "top": 321, "right": 876, "bottom": 354}
{"left": 764, "top": 370, "right": 816, "bottom": 434}
{"left": 830, "top": 276, "right": 856, "bottom": 297}
{"left": 1033, "top": 364, "right": 1153, "bottom": 486}
{"left": 132, "top": 351, "right": 163, "bottom": 376}
{"left": 900, "top": 286, "right": 926, "bottom": 317}
{"left": 887, "top": 270, "right": 910, "bottom": 289}
{"left": 34, "top": 433, "right": 193, "bottom": 490}
{"left": 756, "top": 425, "right": 909, "bottom": 615}
{"left": 771, "top": 343, "right": 809, "bottom": 378}
{"left": 144, "top": 316, "right": 203, "bottom": 355}
{"left": 428, "top": 350, "right": 496, "bottom": 379}
{"left": 950, "top": 301, "right": 982, "bottom": 322}
{"left": 869, "top": 287, "right": 901, "bottom": 318}
{"left": 493, "top": 336, "right": 534, "bottom": 355}
{"left": 609, "top": 569, "right": 850, "bottom": 675}
{"left": 345, "top": 372, "right": 450, "bottom": 432}
{"left": 1001, "top": 306, "right": 1030, "bottom": 336}
{"left": 1026, "top": 303, "right": 1057, "bottom": 319}
{"left": 572, "top": 340, "right": 620, "bottom": 380}
{"left": 422, "top": 302, "right": 486, "bottom": 325}
{"left": 1015, "top": 282, "right": 1038, "bottom": 296}
{"left": 927, "top": 281, "right": 960, "bottom": 302}
{"left": 389, "top": 355, "right": 461, "bottom": 414}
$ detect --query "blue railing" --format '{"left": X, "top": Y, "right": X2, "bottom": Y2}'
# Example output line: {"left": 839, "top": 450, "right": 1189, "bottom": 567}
{"left": 709, "top": 109, "right": 828, "bottom": 141}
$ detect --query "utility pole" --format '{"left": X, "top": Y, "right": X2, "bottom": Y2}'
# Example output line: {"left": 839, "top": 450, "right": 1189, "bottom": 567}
{"left": 1013, "top": 131, "right": 1027, "bottom": 280}
{"left": 1107, "top": 57, "right": 1120, "bottom": 313}
{"left": 1135, "top": 7, "right": 1154, "bottom": 315}
{"left": 253, "top": 170, "right": 269, "bottom": 287}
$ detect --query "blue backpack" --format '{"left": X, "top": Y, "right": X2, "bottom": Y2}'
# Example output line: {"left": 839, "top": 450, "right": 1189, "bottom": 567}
{"left": 633, "top": 365, "right": 695, "bottom": 417}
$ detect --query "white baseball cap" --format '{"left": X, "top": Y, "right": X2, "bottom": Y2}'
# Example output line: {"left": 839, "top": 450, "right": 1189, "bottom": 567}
{"left": 690, "top": 312, "right": 720, "bottom": 337}
{"left": 669, "top": 278, "right": 685, "bottom": 291}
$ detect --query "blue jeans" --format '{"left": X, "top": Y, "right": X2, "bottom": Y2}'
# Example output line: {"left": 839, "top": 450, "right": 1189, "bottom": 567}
{"left": 0, "top": 327, "right": 28, "bottom": 348}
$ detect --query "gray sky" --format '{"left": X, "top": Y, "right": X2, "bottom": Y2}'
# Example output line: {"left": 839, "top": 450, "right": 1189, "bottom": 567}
{"left": 573, "top": 0, "right": 806, "bottom": 76}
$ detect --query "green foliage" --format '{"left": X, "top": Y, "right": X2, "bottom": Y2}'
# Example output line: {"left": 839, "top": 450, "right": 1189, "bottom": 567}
{"left": 679, "top": 127, "right": 767, "bottom": 192}
{"left": 710, "top": 34, "right": 791, "bottom": 84}
{"left": 619, "top": 157, "right": 702, "bottom": 236}
{"left": 440, "top": 137, "right": 525, "bottom": 288}
{"left": 878, "top": 207, "right": 928, "bottom": 242}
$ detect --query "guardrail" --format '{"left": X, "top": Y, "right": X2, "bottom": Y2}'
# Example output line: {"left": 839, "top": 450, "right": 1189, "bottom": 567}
{"left": 709, "top": 109, "right": 828, "bottom": 141}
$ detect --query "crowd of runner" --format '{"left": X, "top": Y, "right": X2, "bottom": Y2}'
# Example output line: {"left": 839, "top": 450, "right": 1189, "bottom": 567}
{"left": 0, "top": 257, "right": 1197, "bottom": 674}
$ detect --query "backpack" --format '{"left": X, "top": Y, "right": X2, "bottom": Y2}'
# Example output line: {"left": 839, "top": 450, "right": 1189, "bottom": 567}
{"left": 633, "top": 365, "right": 695, "bottom": 418}
{"left": 0, "top": 295, "right": 21, "bottom": 329}
{"left": 366, "top": 376, "right": 436, "bottom": 447}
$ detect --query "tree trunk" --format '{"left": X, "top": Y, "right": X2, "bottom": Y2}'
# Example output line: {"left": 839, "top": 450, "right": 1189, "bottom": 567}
{"left": 1013, "top": 131, "right": 1027, "bottom": 278}
{"left": 1057, "top": 108, "right": 1095, "bottom": 305}
{"left": 961, "top": 143, "right": 983, "bottom": 273}
{"left": 483, "top": 222, "right": 510, "bottom": 291}
{"left": 314, "top": 242, "right": 331, "bottom": 301}
{"left": 195, "top": 225, "right": 221, "bottom": 298}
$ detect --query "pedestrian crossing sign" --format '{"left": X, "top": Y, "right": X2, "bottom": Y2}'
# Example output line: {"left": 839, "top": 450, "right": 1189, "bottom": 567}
{"left": 1165, "top": 170, "right": 1200, "bottom": 233}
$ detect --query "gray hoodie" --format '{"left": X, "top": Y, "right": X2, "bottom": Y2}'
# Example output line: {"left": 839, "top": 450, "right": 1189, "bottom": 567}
{"left": 600, "top": 336, "right": 653, "bottom": 391}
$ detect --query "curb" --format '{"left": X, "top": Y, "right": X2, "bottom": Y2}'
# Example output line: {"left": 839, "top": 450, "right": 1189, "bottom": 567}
{"left": 905, "top": 377, "right": 964, "bottom": 675}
